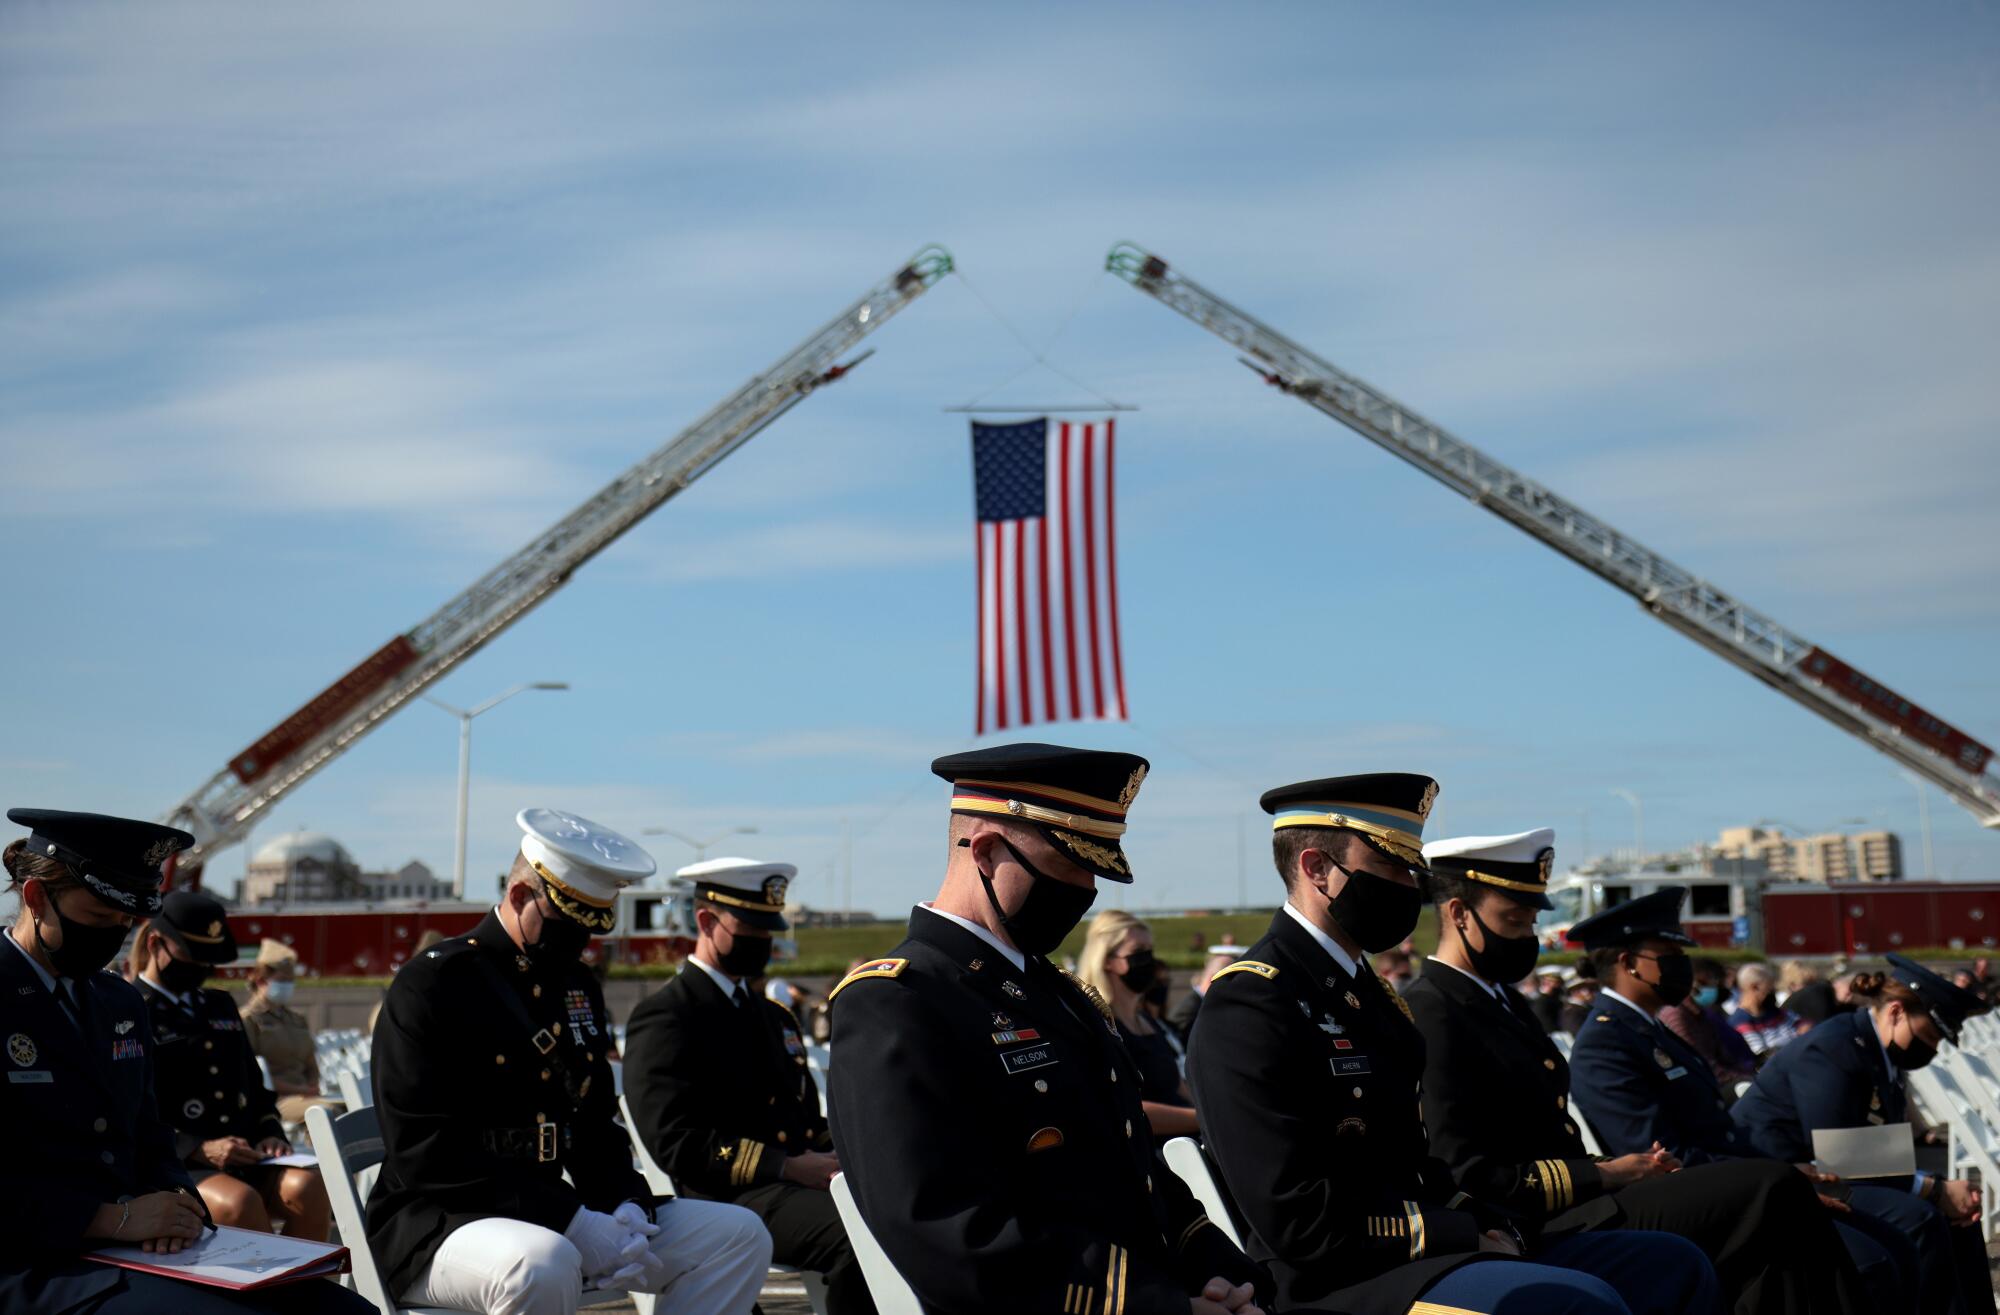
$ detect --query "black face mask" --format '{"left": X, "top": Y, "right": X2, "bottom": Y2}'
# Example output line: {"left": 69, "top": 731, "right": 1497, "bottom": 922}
{"left": 973, "top": 837, "right": 1097, "bottom": 958}
{"left": 33, "top": 888, "right": 129, "bottom": 980}
{"left": 717, "top": 926, "right": 774, "bottom": 979}
{"left": 1885, "top": 1011, "right": 1938, "bottom": 1071}
{"left": 1325, "top": 859, "right": 1422, "bottom": 954}
{"left": 525, "top": 899, "right": 594, "bottom": 967}
{"left": 1634, "top": 951, "right": 1694, "bottom": 1007}
{"left": 156, "top": 954, "right": 211, "bottom": 996}
{"left": 1117, "top": 949, "right": 1159, "bottom": 994}
{"left": 1459, "top": 903, "right": 1541, "bottom": 985}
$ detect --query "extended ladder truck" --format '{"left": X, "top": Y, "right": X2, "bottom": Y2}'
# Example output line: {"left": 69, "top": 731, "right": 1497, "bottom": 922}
{"left": 161, "top": 244, "right": 954, "bottom": 946}
{"left": 1106, "top": 242, "right": 2000, "bottom": 833}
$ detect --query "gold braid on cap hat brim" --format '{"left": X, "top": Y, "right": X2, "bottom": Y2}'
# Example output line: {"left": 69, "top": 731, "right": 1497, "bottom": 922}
{"left": 1271, "top": 813, "right": 1427, "bottom": 869}
{"left": 1454, "top": 867, "right": 1548, "bottom": 894}
{"left": 531, "top": 859, "right": 617, "bottom": 932}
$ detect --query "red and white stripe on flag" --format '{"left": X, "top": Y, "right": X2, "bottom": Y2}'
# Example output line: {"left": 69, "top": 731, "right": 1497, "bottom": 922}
{"left": 970, "top": 417, "right": 1128, "bottom": 733}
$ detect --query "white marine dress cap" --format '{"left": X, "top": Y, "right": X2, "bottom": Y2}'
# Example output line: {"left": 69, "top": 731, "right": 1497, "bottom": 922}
{"left": 516, "top": 808, "right": 657, "bottom": 931}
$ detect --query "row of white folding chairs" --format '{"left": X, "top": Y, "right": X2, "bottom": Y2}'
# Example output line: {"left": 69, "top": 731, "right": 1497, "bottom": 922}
{"left": 1902, "top": 1044, "right": 2000, "bottom": 1243}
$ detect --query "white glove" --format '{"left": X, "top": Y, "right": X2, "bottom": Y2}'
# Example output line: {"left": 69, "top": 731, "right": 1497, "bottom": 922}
{"left": 612, "top": 1200, "right": 661, "bottom": 1238}
{"left": 565, "top": 1206, "right": 648, "bottom": 1279}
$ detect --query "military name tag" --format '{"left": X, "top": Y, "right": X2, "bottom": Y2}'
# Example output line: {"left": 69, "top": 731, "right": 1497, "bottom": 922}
{"left": 1000, "top": 1045, "right": 1058, "bottom": 1075}
{"left": 1664, "top": 1066, "right": 1689, "bottom": 1080}
{"left": 1332, "top": 1056, "right": 1372, "bottom": 1076}
{"left": 6, "top": 1070, "right": 52, "bottom": 1083}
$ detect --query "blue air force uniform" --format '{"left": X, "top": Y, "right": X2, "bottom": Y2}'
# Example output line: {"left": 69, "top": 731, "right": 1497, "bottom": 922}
{"left": 1732, "top": 957, "right": 1995, "bottom": 1315}
{"left": 0, "top": 808, "right": 365, "bottom": 1315}
{"left": 1564, "top": 887, "right": 1924, "bottom": 1315}
{"left": 1188, "top": 776, "right": 1720, "bottom": 1315}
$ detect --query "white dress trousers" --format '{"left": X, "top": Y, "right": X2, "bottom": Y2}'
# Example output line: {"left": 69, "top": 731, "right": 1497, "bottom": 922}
{"left": 402, "top": 1198, "right": 773, "bottom": 1315}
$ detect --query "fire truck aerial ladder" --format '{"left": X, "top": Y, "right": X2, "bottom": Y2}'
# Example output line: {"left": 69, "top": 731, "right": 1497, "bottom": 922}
{"left": 165, "top": 246, "right": 954, "bottom": 884}
{"left": 1107, "top": 242, "right": 2000, "bottom": 830}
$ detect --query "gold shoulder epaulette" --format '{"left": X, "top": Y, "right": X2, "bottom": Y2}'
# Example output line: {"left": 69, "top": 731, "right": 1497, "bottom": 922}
{"left": 1059, "top": 967, "right": 1115, "bottom": 1023}
{"left": 828, "top": 957, "right": 908, "bottom": 1002}
{"left": 1211, "top": 960, "right": 1278, "bottom": 984}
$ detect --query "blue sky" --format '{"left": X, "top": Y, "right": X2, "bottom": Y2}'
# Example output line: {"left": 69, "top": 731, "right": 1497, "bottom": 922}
{"left": 4, "top": 2, "right": 1998, "bottom": 916}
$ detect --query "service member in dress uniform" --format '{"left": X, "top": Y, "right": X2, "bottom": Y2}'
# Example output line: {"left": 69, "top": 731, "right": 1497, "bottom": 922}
{"left": 1407, "top": 830, "right": 1876, "bottom": 1315}
{"left": 1565, "top": 887, "right": 1921, "bottom": 1315}
{"left": 0, "top": 808, "right": 367, "bottom": 1314}
{"left": 137, "top": 890, "right": 332, "bottom": 1240}
{"left": 1186, "top": 775, "right": 1722, "bottom": 1315}
{"left": 366, "top": 809, "right": 771, "bottom": 1315}
{"left": 624, "top": 856, "right": 875, "bottom": 1315}
{"left": 828, "top": 743, "right": 1278, "bottom": 1315}
{"left": 1733, "top": 954, "right": 1994, "bottom": 1315}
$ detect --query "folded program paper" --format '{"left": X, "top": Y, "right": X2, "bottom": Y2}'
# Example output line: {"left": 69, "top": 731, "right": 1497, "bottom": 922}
{"left": 1813, "top": 1124, "right": 1917, "bottom": 1179}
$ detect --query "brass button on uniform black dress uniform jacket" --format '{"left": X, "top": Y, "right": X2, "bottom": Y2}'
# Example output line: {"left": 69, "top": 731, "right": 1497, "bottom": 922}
{"left": 828, "top": 908, "right": 1266, "bottom": 1315}
{"left": 364, "top": 912, "right": 649, "bottom": 1300}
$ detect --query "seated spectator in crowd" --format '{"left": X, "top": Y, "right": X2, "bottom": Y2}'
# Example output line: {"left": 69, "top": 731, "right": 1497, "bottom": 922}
{"left": 1727, "top": 962, "right": 1802, "bottom": 1059}
{"left": 1374, "top": 945, "right": 1416, "bottom": 992}
{"left": 1660, "top": 957, "right": 1759, "bottom": 1096}
{"left": 1782, "top": 965, "right": 1855, "bottom": 1028}
{"left": 1559, "top": 962, "right": 1599, "bottom": 1035}
{"left": 240, "top": 938, "right": 342, "bottom": 1124}
{"left": 1078, "top": 909, "right": 1198, "bottom": 1139}
{"left": 1166, "top": 945, "right": 1242, "bottom": 1039}
{"left": 136, "top": 893, "right": 332, "bottom": 1241}
{"left": 1527, "top": 965, "right": 1567, "bottom": 1032}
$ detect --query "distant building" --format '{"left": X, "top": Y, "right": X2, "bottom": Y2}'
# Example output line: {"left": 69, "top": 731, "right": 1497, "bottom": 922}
{"left": 1794, "top": 833, "right": 1856, "bottom": 881}
{"left": 1717, "top": 826, "right": 1797, "bottom": 879}
{"left": 1714, "top": 824, "right": 1903, "bottom": 884}
{"left": 243, "top": 831, "right": 452, "bottom": 906}
{"left": 1854, "top": 830, "right": 1904, "bottom": 880}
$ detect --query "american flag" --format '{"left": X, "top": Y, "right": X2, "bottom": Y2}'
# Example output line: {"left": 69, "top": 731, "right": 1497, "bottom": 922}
{"left": 970, "top": 417, "right": 1128, "bottom": 733}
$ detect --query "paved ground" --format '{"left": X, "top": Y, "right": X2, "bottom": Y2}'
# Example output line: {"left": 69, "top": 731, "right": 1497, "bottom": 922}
{"left": 593, "top": 1275, "right": 816, "bottom": 1312}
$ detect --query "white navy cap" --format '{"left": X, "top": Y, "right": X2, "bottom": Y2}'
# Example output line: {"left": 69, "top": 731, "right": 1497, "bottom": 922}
{"left": 1205, "top": 944, "right": 1248, "bottom": 958}
{"left": 678, "top": 856, "right": 795, "bottom": 931}
{"left": 516, "top": 808, "right": 656, "bottom": 932}
{"left": 1422, "top": 827, "right": 1557, "bottom": 910}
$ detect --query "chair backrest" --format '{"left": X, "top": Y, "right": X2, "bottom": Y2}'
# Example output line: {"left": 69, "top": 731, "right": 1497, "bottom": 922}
{"left": 305, "top": 1103, "right": 400, "bottom": 1313}
{"left": 340, "top": 1065, "right": 373, "bottom": 1110}
{"left": 829, "top": 1172, "right": 924, "bottom": 1315}
{"left": 1160, "top": 1137, "right": 1245, "bottom": 1250}
{"left": 618, "top": 1093, "right": 678, "bottom": 1196}
{"left": 1549, "top": 1031, "right": 1575, "bottom": 1060}
{"left": 1570, "top": 1106, "right": 1606, "bottom": 1157}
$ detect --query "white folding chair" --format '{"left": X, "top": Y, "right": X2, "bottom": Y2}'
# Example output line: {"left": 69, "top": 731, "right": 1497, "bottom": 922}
{"left": 1549, "top": 1032, "right": 1576, "bottom": 1061}
{"left": 306, "top": 1104, "right": 645, "bottom": 1314}
{"left": 830, "top": 1172, "right": 923, "bottom": 1315}
{"left": 1570, "top": 1107, "right": 1606, "bottom": 1157}
{"left": 1904, "top": 1064, "right": 2000, "bottom": 1243}
{"left": 616, "top": 1093, "right": 830, "bottom": 1314}
{"left": 1161, "top": 1137, "right": 1245, "bottom": 1250}
{"left": 339, "top": 1065, "right": 372, "bottom": 1111}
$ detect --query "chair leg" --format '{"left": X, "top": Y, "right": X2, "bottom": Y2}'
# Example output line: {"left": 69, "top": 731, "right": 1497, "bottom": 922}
{"left": 630, "top": 1293, "right": 657, "bottom": 1315}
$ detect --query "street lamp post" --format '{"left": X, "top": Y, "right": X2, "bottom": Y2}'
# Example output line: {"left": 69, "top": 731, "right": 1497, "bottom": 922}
{"left": 641, "top": 825, "right": 759, "bottom": 865}
{"left": 424, "top": 682, "right": 569, "bottom": 899}
{"left": 1610, "top": 789, "right": 1644, "bottom": 876}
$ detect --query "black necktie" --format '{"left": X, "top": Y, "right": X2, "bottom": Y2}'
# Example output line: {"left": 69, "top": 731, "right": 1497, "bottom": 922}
{"left": 59, "top": 978, "right": 89, "bottom": 1033}
{"left": 732, "top": 984, "right": 749, "bottom": 1009}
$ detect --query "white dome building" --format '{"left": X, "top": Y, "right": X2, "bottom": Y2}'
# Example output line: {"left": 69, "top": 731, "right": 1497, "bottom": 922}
{"left": 244, "top": 831, "right": 362, "bottom": 904}
{"left": 243, "top": 830, "right": 452, "bottom": 907}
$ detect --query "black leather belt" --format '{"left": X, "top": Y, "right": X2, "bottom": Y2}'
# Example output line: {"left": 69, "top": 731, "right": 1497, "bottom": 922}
{"left": 479, "top": 1120, "right": 571, "bottom": 1163}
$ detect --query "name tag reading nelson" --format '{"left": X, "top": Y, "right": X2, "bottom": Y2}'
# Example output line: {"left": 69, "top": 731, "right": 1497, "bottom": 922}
{"left": 1000, "top": 1042, "right": 1058, "bottom": 1075}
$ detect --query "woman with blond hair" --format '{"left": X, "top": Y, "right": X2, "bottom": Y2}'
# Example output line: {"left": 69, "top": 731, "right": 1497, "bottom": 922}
{"left": 1076, "top": 909, "right": 1198, "bottom": 1138}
